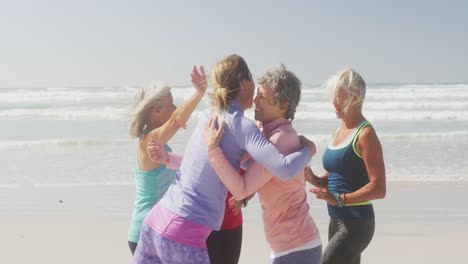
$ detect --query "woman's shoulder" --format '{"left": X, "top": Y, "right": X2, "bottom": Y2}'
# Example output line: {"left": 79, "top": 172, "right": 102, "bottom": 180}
{"left": 356, "top": 123, "right": 382, "bottom": 151}
{"left": 231, "top": 114, "right": 258, "bottom": 130}
{"left": 358, "top": 123, "right": 378, "bottom": 140}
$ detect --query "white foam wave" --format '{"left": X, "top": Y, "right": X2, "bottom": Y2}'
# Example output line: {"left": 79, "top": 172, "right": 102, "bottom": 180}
{"left": 32, "top": 182, "right": 134, "bottom": 188}
{"left": 301, "top": 130, "right": 468, "bottom": 142}
{"left": 366, "top": 89, "right": 468, "bottom": 100}
{"left": 299, "top": 100, "right": 468, "bottom": 111}
{"left": 302, "top": 86, "right": 468, "bottom": 100}
{"left": 0, "top": 184, "right": 21, "bottom": 188}
{"left": 0, "top": 107, "right": 206, "bottom": 120}
{"left": 379, "top": 130, "right": 468, "bottom": 138}
{"left": 363, "top": 101, "right": 468, "bottom": 110}
{"left": 386, "top": 174, "right": 468, "bottom": 182}
{"left": 0, "top": 90, "right": 131, "bottom": 104}
{"left": 398, "top": 83, "right": 468, "bottom": 89}
{"left": 294, "top": 110, "right": 468, "bottom": 121}
{"left": 0, "top": 138, "right": 132, "bottom": 149}
{"left": 0, "top": 107, "right": 127, "bottom": 120}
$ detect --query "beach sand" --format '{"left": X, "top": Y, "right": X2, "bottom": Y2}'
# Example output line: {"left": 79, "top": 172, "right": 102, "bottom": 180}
{"left": 1, "top": 182, "right": 466, "bottom": 264}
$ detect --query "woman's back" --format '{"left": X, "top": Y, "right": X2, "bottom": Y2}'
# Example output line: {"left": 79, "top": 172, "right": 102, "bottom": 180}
{"left": 160, "top": 104, "right": 245, "bottom": 230}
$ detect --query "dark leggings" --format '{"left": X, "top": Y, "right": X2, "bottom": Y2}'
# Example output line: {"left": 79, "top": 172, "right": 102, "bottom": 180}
{"left": 206, "top": 224, "right": 243, "bottom": 264}
{"left": 128, "top": 241, "right": 138, "bottom": 255}
{"left": 321, "top": 218, "right": 375, "bottom": 264}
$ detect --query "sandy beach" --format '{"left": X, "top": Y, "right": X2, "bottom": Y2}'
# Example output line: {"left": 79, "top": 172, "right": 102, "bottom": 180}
{"left": 1, "top": 182, "right": 466, "bottom": 264}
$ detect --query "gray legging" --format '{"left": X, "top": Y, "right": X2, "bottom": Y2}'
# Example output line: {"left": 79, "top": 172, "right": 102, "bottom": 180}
{"left": 129, "top": 241, "right": 138, "bottom": 255}
{"left": 272, "top": 245, "right": 322, "bottom": 264}
{"left": 206, "top": 225, "right": 243, "bottom": 264}
{"left": 321, "top": 218, "right": 375, "bottom": 264}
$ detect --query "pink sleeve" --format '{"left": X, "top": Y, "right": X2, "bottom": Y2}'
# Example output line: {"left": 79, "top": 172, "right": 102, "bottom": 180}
{"left": 208, "top": 147, "right": 272, "bottom": 200}
{"left": 166, "top": 153, "right": 182, "bottom": 170}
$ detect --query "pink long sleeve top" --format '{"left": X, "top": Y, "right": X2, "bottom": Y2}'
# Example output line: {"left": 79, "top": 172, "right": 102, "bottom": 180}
{"left": 208, "top": 118, "right": 320, "bottom": 252}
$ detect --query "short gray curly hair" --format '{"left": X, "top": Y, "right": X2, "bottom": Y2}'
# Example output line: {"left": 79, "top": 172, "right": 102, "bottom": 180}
{"left": 257, "top": 64, "right": 301, "bottom": 120}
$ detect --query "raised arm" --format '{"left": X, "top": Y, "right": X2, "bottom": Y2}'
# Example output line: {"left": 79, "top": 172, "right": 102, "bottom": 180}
{"left": 148, "top": 66, "right": 207, "bottom": 144}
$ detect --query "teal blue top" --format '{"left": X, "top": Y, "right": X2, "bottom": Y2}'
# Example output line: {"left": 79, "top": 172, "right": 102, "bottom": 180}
{"left": 323, "top": 120, "right": 374, "bottom": 220}
{"left": 128, "top": 144, "right": 176, "bottom": 243}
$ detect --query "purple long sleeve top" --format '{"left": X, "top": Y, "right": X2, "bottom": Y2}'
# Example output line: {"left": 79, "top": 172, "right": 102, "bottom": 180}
{"left": 160, "top": 100, "right": 311, "bottom": 230}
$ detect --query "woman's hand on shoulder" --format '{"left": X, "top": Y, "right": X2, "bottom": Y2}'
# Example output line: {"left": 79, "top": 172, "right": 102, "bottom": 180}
{"left": 203, "top": 115, "right": 225, "bottom": 152}
{"left": 147, "top": 139, "right": 169, "bottom": 164}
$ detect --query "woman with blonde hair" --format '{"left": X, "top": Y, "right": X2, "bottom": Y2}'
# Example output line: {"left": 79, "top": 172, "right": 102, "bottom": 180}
{"left": 306, "top": 68, "right": 386, "bottom": 264}
{"left": 133, "top": 54, "right": 315, "bottom": 264}
{"left": 127, "top": 66, "right": 207, "bottom": 255}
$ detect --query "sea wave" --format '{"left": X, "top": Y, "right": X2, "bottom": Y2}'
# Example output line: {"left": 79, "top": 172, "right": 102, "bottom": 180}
{"left": 3, "top": 129, "right": 463, "bottom": 150}
{"left": 0, "top": 90, "right": 131, "bottom": 103}
{"left": 299, "top": 100, "right": 468, "bottom": 110}
{"left": 302, "top": 130, "right": 468, "bottom": 142}
{"left": 294, "top": 110, "right": 468, "bottom": 121}
{"left": 0, "top": 138, "right": 132, "bottom": 149}
{"left": 0, "top": 107, "right": 128, "bottom": 120}
{"left": 0, "top": 108, "right": 205, "bottom": 120}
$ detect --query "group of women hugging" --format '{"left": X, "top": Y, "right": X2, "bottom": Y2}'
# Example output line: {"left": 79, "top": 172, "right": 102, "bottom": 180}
{"left": 127, "top": 54, "right": 386, "bottom": 264}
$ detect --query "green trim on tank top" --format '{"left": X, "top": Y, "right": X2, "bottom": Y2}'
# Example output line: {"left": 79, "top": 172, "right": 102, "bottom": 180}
{"left": 136, "top": 144, "right": 172, "bottom": 173}
{"left": 327, "top": 120, "right": 369, "bottom": 150}
{"left": 348, "top": 120, "right": 372, "bottom": 206}
{"left": 351, "top": 120, "right": 370, "bottom": 159}
{"left": 345, "top": 200, "right": 372, "bottom": 206}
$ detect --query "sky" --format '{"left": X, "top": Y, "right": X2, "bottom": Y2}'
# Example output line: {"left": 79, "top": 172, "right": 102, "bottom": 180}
{"left": 0, "top": 0, "right": 467, "bottom": 88}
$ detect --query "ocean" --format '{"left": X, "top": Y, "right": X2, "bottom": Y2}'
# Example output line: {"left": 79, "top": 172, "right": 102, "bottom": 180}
{"left": 1, "top": 83, "right": 467, "bottom": 190}
{"left": 1, "top": 84, "right": 466, "bottom": 263}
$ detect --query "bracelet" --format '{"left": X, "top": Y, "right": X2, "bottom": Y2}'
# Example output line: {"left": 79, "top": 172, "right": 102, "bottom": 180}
{"left": 334, "top": 193, "right": 343, "bottom": 207}
{"left": 242, "top": 199, "right": 248, "bottom": 207}
{"left": 342, "top": 193, "right": 347, "bottom": 206}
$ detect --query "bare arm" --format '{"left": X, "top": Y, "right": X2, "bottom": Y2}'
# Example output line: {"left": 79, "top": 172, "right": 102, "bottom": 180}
{"left": 208, "top": 148, "right": 272, "bottom": 200}
{"left": 345, "top": 126, "right": 386, "bottom": 204}
{"left": 305, "top": 166, "right": 328, "bottom": 188}
{"left": 148, "top": 66, "right": 207, "bottom": 144}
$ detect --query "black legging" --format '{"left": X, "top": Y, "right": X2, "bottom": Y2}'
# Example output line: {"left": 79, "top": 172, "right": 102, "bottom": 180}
{"left": 206, "top": 224, "right": 243, "bottom": 264}
{"left": 128, "top": 241, "right": 138, "bottom": 255}
{"left": 321, "top": 218, "right": 375, "bottom": 264}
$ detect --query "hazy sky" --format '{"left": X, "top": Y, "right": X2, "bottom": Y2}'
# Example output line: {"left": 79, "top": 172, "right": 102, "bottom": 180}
{"left": 1, "top": 0, "right": 467, "bottom": 87}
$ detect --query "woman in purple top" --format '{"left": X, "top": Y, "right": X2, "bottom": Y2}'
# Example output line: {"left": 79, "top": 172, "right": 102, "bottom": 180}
{"left": 133, "top": 54, "right": 315, "bottom": 264}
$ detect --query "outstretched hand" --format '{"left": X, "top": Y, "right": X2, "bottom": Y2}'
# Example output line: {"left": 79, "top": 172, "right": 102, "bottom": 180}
{"left": 310, "top": 188, "right": 336, "bottom": 206}
{"left": 203, "top": 115, "right": 225, "bottom": 152}
{"left": 147, "top": 139, "right": 169, "bottom": 164}
{"left": 299, "top": 135, "right": 316, "bottom": 156}
{"left": 191, "top": 65, "right": 207, "bottom": 95}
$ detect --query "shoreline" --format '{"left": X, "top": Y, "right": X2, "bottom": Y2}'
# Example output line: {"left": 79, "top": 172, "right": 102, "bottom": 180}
{"left": 1, "top": 182, "right": 466, "bottom": 263}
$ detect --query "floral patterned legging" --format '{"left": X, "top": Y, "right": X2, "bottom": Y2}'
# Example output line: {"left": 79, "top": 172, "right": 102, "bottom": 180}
{"left": 133, "top": 223, "right": 210, "bottom": 264}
